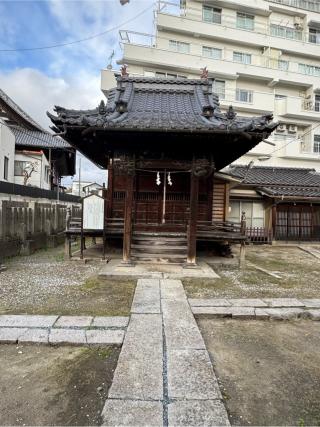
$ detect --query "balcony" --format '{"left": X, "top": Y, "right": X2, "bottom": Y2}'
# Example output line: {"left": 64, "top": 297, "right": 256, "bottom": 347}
{"left": 275, "top": 97, "right": 320, "bottom": 120}
{"left": 118, "top": 33, "right": 320, "bottom": 87}
{"left": 268, "top": 0, "right": 320, "bottom": 13}
{"left": 156, "top": 10, "right": 320, "bottom": 59}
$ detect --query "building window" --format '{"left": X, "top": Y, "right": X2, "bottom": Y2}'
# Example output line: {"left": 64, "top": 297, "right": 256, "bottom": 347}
{"left": 299, "top": 63, "right": 320, "bottom": 77}
{"left": 202, "top": 46, "right": 222, "bottom": 60}
{"left": 169, "top": 40, "right": 190, "bottom": 54}
{"left": 233, "top": 51, "right": 251, "bottom": 64}
{"left": 275, "top": 94, "right": 287, "bottom": 100}
{"left": 202, "top": 5, "right": 221, "bottom": 24}
{"left": 236, "top": 12, "right": 254, "bottom": 31}
{"left": 213, "top": 80, "right": 226, "bottom": 100}
{"left": 314, "top": 135, "right": 320, "bottom": 153}
{"left": 278, "top": 59, "right": 289, "bottom": 71}
{"left": 3, "top": 156, "right": 9, "bottom": 180}
{"left": 14, "top": 160, "right": 27, "bottom": 176}
{"left": 270, "top": 24, "right": 302, "bottom": 40}
{"left": 155, "top": 71, "right": 187, "bottom": 79}
{"left": 309, "top": 27, "right": 320, "bottom": 44}
{"left": 236, "top": 89, "right": 253, "bottom": 103}
{"left": 229, "top": 201, "right": 265, "bottom": 228}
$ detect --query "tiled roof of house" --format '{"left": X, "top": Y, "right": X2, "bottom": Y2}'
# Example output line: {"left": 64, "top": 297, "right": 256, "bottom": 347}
{"left": 10, "top": 125, "right": 71, "bottom": 149}
{"left": 0, "top": 88, "right": 43, "bottom": 131}
{"left": 48, "top": 76, "right": 277, "bottom": 134}
{"left": 227, "top": 165, "right": 320, "bottom": 199}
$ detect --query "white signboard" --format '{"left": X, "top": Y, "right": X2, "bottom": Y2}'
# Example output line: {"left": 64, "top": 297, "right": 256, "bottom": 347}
{"left": 83, "top": 194, "right": 105, "bottom": 230}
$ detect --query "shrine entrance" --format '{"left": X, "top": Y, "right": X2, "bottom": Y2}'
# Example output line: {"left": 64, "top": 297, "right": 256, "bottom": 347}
{"left": 134, "top": 169, "right": 212, "bottom": 232}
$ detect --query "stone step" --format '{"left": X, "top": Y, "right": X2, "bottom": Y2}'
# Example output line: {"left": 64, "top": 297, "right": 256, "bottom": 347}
{"left": 131, "top": 244, "right": 187, "bottom": 252}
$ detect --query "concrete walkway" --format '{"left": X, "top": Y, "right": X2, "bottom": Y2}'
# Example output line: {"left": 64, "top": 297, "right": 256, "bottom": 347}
{"left": 189, "top": 298, "right": 320, "bottom": 320}
{"left": 101, "top": 279, "right": 230, "bottom": 426}
{"left": 0, "top": 315, "right": 128, "bottom": 345}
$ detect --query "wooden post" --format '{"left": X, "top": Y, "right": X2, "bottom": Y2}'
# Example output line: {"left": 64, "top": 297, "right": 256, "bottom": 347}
{"left": 186, "top": 168, "right": 199, "bottom": 266}
{"left": 239, "top": 211, "right": 246, "bottom": 269}
{"left": 106, "top": 159, "right": 114, "bottom": 218}
{"left": 122, "top": 171, "right": 135, "bottom": 265}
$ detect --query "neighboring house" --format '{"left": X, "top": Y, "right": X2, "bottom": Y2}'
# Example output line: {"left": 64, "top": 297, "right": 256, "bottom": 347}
{"left": 71, "top": 181, "right": 104, "bottom": 197}
{"left": 14, "top": 150, "right": 50, "bottom": 189}
{"left": 0, "top": 88, "right": 76, "bottom": 189}
{"left": 102, "top": 0, "right": 320, "bottom": 170}
{"left": 225, "top": 165, "right": 320, "bottom": 242}
{"left": 0, "top": 123, "right": 15, "bottom": 183}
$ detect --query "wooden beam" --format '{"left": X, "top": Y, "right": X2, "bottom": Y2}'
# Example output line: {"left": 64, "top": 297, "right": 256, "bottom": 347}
{"left": 187, "top": 169, "right": 199, "bottom": 266}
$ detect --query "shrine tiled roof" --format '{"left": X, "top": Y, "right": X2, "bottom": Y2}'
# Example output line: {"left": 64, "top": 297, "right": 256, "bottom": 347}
{"left": 227, "top": 165, "right": 320, "bottom": 199}
{"left": 48, "top": 76, "right": 277, "bottom": 134}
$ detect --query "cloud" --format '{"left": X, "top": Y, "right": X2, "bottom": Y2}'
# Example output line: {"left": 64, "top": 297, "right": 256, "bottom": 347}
{"left": 0, "top": 0, "right": 155, "bottom": 185}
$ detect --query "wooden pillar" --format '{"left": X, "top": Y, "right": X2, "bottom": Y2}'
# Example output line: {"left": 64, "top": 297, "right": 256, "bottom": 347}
{"left": 239, "top": 211, "right": 246, "bottom": 269}
{"left": 187, "top": 169, "right": 199, "bottom": 266}
{"left": 122, "top": 171, "right": 135, "bottom": 265}
{"left": 106, "top": 160, "right": 114, "bottom": 218}
{"left": 272, "top": 203, "right": 277, "bottom": 243}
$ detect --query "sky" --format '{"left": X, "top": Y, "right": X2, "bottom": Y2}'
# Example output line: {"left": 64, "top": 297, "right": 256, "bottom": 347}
{"left": 0, "top": 0, "right": 156, "bottom": 186}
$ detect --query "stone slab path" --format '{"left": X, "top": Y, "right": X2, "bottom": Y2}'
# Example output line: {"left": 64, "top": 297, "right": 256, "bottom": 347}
{"left": 189, "top": 298, "right": 320, "bottom": 320}
{"left": 101, "top": 279, "right": 230, "bottom": 426}
{"left": 0, "top": 315, "right": 128, "bottom": 345}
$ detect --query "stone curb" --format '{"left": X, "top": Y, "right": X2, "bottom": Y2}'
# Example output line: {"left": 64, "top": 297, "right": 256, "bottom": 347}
{"left": 189, "top": 298, "right": 320, "bottom": 309}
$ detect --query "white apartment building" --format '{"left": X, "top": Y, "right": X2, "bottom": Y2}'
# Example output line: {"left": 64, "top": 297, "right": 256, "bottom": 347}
{"left": 102, "top": 0, "right": 320, "bottom": 170}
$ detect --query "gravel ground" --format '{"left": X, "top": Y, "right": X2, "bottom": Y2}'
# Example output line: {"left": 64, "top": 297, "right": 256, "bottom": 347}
{"left": 0, "top": 246, "right": 135, "bottom": 316}
{"left": 184, "top": 245, "right": 320, "bottom": 299}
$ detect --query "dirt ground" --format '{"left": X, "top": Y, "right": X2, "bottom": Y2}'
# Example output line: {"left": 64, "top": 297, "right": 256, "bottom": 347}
{"left": 0, "top": 344, "right": 120, "bottom": 426}
{"left": 199, "top": 319, "right": 320, "bottom": 426}
{"left": 184, "top": 245, "right": 320, "bottom": 299}
{"left": 0, "top": 245, "right": 136, "bottom": 316}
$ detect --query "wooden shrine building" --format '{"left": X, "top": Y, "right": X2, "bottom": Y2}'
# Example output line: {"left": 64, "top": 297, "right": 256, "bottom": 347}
{"left": 48, "top": 74, "right": 277, "bottom": 265}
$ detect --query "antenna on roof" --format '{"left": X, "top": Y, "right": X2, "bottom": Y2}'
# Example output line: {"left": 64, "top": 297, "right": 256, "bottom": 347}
{"left": 107, "top": 50, "right": 115, "bottom": 70}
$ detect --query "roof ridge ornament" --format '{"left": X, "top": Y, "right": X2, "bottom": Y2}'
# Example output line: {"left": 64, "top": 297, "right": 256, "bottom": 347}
{"left": 200, "top": 67, "right": 209, "bottom": 79}
{"left": 98, "top": 100, "right": 107, "bottom": 115}
{"left": 226, "top": 105, "right": 237, "bottom": 120}
{"left": 120, "top": 64, "right": 129, "bottom": 77}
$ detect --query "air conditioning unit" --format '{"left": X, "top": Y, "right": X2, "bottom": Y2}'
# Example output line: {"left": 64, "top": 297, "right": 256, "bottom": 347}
{"left": 288, "top": 124, "right": 298, "bottom": 133}
{"left": 277, "top": 124, "right": 287, "bottom": 132}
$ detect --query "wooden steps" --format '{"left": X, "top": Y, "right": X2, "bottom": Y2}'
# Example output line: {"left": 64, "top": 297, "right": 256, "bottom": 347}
{"left": 131, "top": 232, "right": 187, "bottom": 264}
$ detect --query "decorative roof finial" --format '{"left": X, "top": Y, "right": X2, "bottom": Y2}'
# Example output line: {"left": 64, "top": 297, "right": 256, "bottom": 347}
{"left": 120, "top": 64, "right": 129, "bottom": 77}
{"left": 98, "top": 100, "right": 106, "bottom": 115}
{"left": 226, "top": 105, "right": 236, "bottom": 120}
{"left": 200, "top": 66, "right": 209, "bottom": 79}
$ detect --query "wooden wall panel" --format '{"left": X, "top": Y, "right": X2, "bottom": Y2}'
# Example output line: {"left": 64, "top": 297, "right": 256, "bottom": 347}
{"left": 212, "top": 180, "right": 227, "bottom": 222}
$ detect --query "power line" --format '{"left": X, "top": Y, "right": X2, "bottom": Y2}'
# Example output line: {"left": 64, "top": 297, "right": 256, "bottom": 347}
{"left": 0, "top": 4, "right": 154, "bottom": 52}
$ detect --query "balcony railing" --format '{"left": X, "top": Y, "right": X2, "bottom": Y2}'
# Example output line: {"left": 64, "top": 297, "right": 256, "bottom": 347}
{"left": 267, "top": 0, "right": 320, "bottom": 13}
{"left": 156, "top": 3, "right": 320, "bottom": 45}
{"left": 120, "top": 30, "right": 320, "bottom": 79}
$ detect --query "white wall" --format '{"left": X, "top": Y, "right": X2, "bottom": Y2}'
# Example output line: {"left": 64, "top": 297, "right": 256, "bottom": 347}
{"left": 0, "top": 124, "right": 15, "bottom": 183}
{"left": 14, "top": 151, "right": 50, "bottom": 189}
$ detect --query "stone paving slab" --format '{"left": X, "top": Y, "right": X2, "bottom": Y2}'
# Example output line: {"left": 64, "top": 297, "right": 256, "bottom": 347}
{"left": 0, "top": 327, "right": 28, "bottom": 343}
{"left": 0, "top": 315, "right": 58, "bottom": 328}
{"left": 300, "top": 299, "right": 320, "bottom": 308}
{"left": 86, "top": 329, "right": 124, "bottom": 345}
{"left": 53, "top": 316, "right": 93, "bottom": 329}
{"left": 19, "top": 328, "right": 49, "bottom": 343}
{"left": 131, "top": 279, "right": 161, "bottom": 314}
{"left": 168, "top": 400, "right": 230, "bottom": 426}
{"left": 91, "top": 316, "right": 129, "bottom": 328}
{"left": 189, "top": 298, "right": 231, "bottom": 307}
{"left": 108, "top": 313, "right": 163, "bottom": 400}
{"left": 192, "top": 306, "right": 233, "bottom": 318}
{"left": 162, "top": 299, "right": 206, "bottom": 350}
{"left": 230, "top": 307, "right": 256, "bottom": 319}
{"left": 229, "top": 298, "right": 268, "bottom": 307}
{"left": 263, "top": 298, "right": 305, "bottom": 307}
{"left": 309, "top": 310, "right": 320, "bottom": 320}
{"left": 255, "top": 308, "right": 306, "bottom": 320}
{"left": 101, "top": 399, "right": 163, "bottom": 426}
{"left": 167, "top": 349, "right": 221, "bottom": 400}
{"left": 49, "top": 328, "right": 87, "bottom": 345}
{"left": 160, "top": 279, "right": 186, "bottom": 300}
